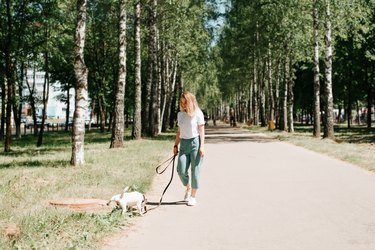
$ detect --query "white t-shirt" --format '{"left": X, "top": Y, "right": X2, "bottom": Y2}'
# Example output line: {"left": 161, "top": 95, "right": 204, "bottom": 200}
{"left": 177, "top": 109, "right": 205, "bottom": 139}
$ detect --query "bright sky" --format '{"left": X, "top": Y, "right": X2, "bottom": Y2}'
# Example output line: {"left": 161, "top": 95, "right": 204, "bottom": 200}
{"left": 207, "top": 0, "right": 229, "bottom": 46}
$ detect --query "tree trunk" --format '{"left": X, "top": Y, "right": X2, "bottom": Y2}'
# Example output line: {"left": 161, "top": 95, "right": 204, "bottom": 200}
{"left": 287, "top": 57, "right": 294, "bottom": 133}
{"left": 98, "top": 94, "right": 106, "bottom": 132}
{"left": 37, "top": 49, "right": 50, "bottom": 147}
{"left": 312, "top": 0, "right": 321, "bottom": 137}
{"left": 346, "top": 88, "right": 352, "bottom": 128}
{"left": 169, "top": 63, "right": 179, "bottom": 129}
{"left": 110, "top": 0, "right": 127, "bottom": 148}
{"left": 0, "top": 73, "right": 5, "bottom": 141}
{"left": 142, "top": 0, "right": 157, "bottom": 136}
{"left": 4, "top": 0, "right": 13, "bottom": 152}
{"left": 151, "top": 0, "right": 160, "bottom": 136}
{"left": 167, "top": 58, "right": 178, "bottom": 130}
{"left": 281, "top": 56, "right": 288, "bottom": 131}
{"left": 275, "top": 59, "right": 281, "bottom": 129}
{"left": 25, "top": 66, "right": 39, "bottom": 136}
{"left": 13, "top": 62, "right": 24, "bottom": 139}
{"left": 259, "top": 62, "right": 266, "bottom": 127}
{"left": 253, "top": 54, "right": 258, "bottom": 126}
{"left": 132, "top": 0, "right": 142, "bottom": 140}
{"left": 65, "top": 87, "right": 71, "bottom": 131}
{"left": 323, "top": 0, "right": 335, "bottom": 139}
{"left": 267, "top": 45, "right": 275, "bottom": 122}
{"left": 366, "top": 65, "right": 373, "bottom": 128}
{"left": 71, "top": 0, "right": 88, "bottom": 166}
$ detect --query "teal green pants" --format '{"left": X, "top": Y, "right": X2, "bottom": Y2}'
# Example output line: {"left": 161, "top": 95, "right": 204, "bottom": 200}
{"left": 177, "top": 136, "right": 202, "bottom": 189}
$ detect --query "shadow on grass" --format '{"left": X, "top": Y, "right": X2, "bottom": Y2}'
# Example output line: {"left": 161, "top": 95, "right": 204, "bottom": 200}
{"left": 0, "top": 147, "right": 70, "bottom": 158}
{"left": 293, "top": 123, "right": 375, "bottom": 144}
{"left": 150, "top": 133, "right": 176, "bottom": 141}
{"left": 0, "top": 159, "right": 70, "bottom": 169}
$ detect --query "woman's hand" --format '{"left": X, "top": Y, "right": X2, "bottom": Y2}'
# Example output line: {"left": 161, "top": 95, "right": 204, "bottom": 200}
{"left": 199, "top": 146, "right": 205, "bottom": 157}
{"left": 173, "top": 145, "right": 179, "bottom": 155}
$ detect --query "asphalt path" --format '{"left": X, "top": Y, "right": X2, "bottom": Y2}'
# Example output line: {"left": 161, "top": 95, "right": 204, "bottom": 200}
{"left": 102, "top": 124, "right": 375, "bottom": 250}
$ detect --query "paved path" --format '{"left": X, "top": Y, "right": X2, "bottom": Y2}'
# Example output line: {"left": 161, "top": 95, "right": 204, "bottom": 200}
{"left": 102, "top": 125, "right": 375, "bottom": 250}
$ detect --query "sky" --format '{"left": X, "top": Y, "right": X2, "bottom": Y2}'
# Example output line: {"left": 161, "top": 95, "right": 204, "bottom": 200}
{"left": 206, "top": 0, "right": 229, "bottom": 46}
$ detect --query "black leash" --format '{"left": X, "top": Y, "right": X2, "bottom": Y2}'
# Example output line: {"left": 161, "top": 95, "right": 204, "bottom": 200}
{"left": 155, "top": 154, "right": 177, "bottom": 206}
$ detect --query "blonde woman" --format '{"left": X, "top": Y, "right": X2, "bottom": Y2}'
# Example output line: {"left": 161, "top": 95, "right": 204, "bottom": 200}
{"left": 173, "top": 91, "right": 205, "bottom": 206}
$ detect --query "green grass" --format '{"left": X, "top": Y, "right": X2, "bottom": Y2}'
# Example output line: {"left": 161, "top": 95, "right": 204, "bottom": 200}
{"left": 253, "top": 123, "right": 375, "bottom": 172}
{"left": 0, "top": 129, "right": 174, "bottom": 249}
{"left": 1, "top": 123, "right": 374, "bottom": 249}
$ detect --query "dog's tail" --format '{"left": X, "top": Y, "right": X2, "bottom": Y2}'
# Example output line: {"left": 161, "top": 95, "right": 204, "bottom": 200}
{"left": 123, "top": 186, "right": 130, "bottom": 193}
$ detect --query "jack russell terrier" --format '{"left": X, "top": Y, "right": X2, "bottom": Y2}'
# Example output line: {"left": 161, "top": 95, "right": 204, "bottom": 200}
{"left": 107, "top": 187, "right": 147, "bottom": 216}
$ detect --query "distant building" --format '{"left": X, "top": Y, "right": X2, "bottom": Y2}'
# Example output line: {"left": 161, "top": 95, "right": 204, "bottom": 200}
{"left": 22, "top": 70, "right": 91, "bottom": 123}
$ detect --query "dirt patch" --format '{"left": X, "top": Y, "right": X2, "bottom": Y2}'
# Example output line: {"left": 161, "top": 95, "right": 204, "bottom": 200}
{"left": 49, "top": 198, "right": 112, "bottom": 213}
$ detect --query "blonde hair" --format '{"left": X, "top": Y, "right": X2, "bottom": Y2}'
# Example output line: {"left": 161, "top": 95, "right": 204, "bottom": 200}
{"left": 180, "top": 91, "right": 199, "bottom": 116}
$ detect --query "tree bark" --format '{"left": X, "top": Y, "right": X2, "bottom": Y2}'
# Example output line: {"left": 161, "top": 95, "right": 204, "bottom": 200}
{"left": 71, "top": 0, "right": 88, "bottom": 166}
{"left": 267, "top": 45, "right": 275, "bottom": 122}
{"left": 281, "top": 55, "right": 288, "bottom": 131}
{"left": 37, "top": 49, "right": 50, "bottom": 147}
{"left": 143, "top": 0, "right": 157, "bottom": 136}
{"left": 253, "top": 53, "right": 258, "bottom": 126}
{"left": 323, "top": 0, "right": 335, "bottom": 139}
{"left": 132, "top": 0, "right": 142, "bottom": 140}
{"left": 259, "top": 61, "right": 266, "bottom": 127}
{"left": 312, "top": 0, "right": 321, "bottom": 137}
{"left": 151, "top": 0, "right": 160, "bottom": 136}
{"left": 0, "top": 73, "right": 5, "bottom": 141}
{"left": 366, "top": 65, "right": 373, "bottom": 128}
{"left": 4, "top": 0, "right": 13, "bottom": 152}
{"left": 110, "top": 0, "right": 127, "bottom": 148}
{"left": 287, "top": 57, "right": 294, "bottom": 133}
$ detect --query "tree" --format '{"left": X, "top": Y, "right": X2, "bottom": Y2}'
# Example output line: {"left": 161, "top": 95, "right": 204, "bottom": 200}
{"left": 132, "top": 0, "right": 142, "bottom": 140}
{"left": 312, "top": 0, "right": 321, "bottom": 137}
{"left": 143, "top": 0, "right": 158, "bottom": 137}
{"left": 110, "top": 0, "right": 127, "bottom": 148}
{"left": 4, "top": 0, "right": 14, "bottom": 152}
{"left": 71, "top": 0, "right": 88, "bottom": 166}
{"left": 322, "top": 0, "right": 335, "bottom": 139}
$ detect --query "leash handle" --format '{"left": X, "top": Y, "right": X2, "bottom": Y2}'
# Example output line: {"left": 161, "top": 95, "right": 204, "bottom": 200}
{"left": 156, "top": 154, "right": 177, "bottom": 205}
{"left": 155, "top": 155, "right": 176, "bottom": 174}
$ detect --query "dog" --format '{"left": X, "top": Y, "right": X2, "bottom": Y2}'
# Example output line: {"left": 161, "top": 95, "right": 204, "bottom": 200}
{"left": 107, "top": 187, "right": 147, "bottom": 216}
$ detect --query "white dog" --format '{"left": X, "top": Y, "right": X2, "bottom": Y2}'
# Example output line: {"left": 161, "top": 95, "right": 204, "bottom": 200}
{"left": 107, "top": 187, "right": 147, "bottom": 216}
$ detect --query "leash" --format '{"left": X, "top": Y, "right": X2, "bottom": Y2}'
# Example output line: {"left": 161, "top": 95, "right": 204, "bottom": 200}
{"left": 155, "top": 154, "right": 177, "bottom": 206}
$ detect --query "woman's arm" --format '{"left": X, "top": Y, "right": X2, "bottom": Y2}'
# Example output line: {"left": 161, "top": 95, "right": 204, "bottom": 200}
{"left": 198, "top": 124, "right": 205, "bottom": 157}
{"left": 173, "top": 127, "right": 181, "bottom": 155}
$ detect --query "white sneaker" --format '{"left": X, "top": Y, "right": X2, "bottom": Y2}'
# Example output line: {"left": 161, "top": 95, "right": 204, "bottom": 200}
{"left": 187, "top": 197, "right": 197, "bottom": 206}
{"left": 184, "top": 190, "right": 191, "bottom": 202}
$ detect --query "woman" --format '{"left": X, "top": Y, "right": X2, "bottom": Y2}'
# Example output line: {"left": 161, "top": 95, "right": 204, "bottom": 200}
{"left": 173, "top": 91, "right": 205, "bottom": 206}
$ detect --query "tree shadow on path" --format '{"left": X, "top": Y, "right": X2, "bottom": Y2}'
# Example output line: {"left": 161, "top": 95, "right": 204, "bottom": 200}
{"left": 205, "top": 124, "right": 278, "bottom": 144}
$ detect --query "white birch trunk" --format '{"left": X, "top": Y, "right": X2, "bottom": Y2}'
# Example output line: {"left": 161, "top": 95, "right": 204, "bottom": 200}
{"left": 323, "top": 0, "right": 335, "bottom": 139}
{"left": 313, "top": 0, "right": 321, "bottom": 137}
{"left": 71, "top": 0, "right": 88, "bottom": 166}
{"left": 132, "top": 0, "right": 142, "bottom": 140}
{"left": 110, "top": 0, "right": 127, "bottom": 148}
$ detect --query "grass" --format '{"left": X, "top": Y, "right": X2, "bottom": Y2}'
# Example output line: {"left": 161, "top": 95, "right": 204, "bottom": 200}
{"left": 1, "top": 122, "right": 374, "bottom": 249}
{"left": 253, "top": 123, "right": 375, "bottom": 172}
{"left": 0, "top": 129, "right": 174, "bottom": 249}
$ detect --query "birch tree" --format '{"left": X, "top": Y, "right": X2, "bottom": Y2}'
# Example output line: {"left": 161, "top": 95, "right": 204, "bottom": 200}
{"left": 312, "top": 0, "right": 321, "bottom": 137}
{"left": 323, "top": 0, "right": 335, "bottom": 139}
{"left": 71, "top": 0, "right": 88, "bottom": 166}
{"left": 142, "top": 0, "right": 157, "bottom": 137}
{"left": 132, "top": 0, "right": 142, "bottom": 140}
{"left": 110, "top": 0, "right": 127, "bottom": 148}
{"left": 4, "top": 0, "right": 13, "bottom": 152}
